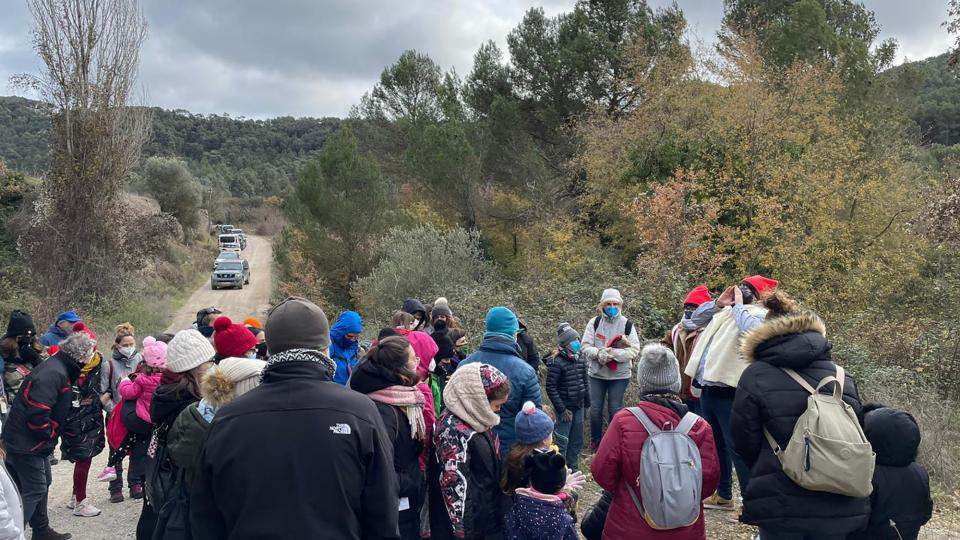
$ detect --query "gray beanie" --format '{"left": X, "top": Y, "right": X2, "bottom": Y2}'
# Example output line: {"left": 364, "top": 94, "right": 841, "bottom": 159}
{"left": 636, "top": 343, "right": 681, "bottom": 394}
{"left": 557, "top": 323, "right": 580, "bottom": 348}
{"left": 432, "top": 303, "right": 453, "bottom": 319}
{"left": 265, "top": 296, "right": 330, "bottom": 355}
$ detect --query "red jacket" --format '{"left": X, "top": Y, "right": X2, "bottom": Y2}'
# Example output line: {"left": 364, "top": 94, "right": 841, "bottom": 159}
{"left": 591, "top": 399, "right": 720, "bottom": 540}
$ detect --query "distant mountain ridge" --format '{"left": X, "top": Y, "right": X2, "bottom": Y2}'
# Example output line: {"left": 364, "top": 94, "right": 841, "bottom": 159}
{"left": 0, "top": 95, "right": 340, "bottom": 197}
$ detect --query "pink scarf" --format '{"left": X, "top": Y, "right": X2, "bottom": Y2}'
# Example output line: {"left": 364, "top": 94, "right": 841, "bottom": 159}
{"left": 368, "top": 385, "right": 427, "bottom": 441}
{"left": 515, "top": 487, "right": 564, "bottom": 503}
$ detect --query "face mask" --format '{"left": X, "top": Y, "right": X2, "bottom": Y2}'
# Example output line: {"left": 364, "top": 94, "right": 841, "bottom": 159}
{"left": 119, "top": 346, "right": 136, "bottom": 358}
{"left": 569, "top": 341, "right": 581, "bottom": 354}
{"left": 245, "top": 350, "right": 258, "bottom": 359}
{"left": 603, "top": 306, "right": 620, "bottom": 318}
{"left": 428, "top": 358, "right": 437, "bottom": 373}
{"left": 256, "top": 343, "right": 268, "bottom": 359}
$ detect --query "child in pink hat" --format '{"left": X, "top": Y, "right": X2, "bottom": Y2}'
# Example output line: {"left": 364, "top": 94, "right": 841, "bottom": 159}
{"left": 118, "top": 336, "right": 166, "bottom": 423}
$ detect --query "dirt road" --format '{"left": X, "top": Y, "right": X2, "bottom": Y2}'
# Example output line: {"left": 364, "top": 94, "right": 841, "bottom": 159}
{"left": 43, "top": 235, "right": 273, "bottom": 539}
{"left": 166, "top": 234, "right": 274, "bottom": 333}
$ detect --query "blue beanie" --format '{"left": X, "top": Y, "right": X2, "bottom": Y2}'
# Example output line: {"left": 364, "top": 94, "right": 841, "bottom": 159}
{"left": 484, "top": 306, "right": 519, "bottom": 340}
{"left": 515, "top": 401, "right": 554, "bottom": 445}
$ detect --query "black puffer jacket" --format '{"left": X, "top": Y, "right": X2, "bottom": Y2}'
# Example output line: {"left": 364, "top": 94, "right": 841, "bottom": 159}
{"left": 849, "top": 405, "right": 932, "bottom": 540}
{"left": 731, "top": 311, "right": 869, "bottom": 535}
{"left": 351, "top": 359, "right": 425, "bottom": 532}
{"left": 545, "top": 351, "right": 590, "bottom": 415}
{"left": 2, "top": 352, "right": 80, "bottom": 456}
{"left": 61, "top": 353, "right": 106, "bottom": 461}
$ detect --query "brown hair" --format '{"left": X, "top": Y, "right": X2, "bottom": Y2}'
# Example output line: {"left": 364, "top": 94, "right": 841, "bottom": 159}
{"left": 365, "top": 336, "right": 419, "bottom": 386}
{"left": 114, "top": 322, "right": 136, "bottom": 350}
{"left": 487, "top": 378, "right": 511, "bottom": 402}
{"left": 762, "top": 289, "right": 801, "bottom": 319}
{"left": 501, "top": 442, "right": 542, "bottom": 494}
{"left": 391, "top": 310, "right": 415, "bottom": 329}
{"left": 448, "top": 328, "right": 467, "bottom": 344}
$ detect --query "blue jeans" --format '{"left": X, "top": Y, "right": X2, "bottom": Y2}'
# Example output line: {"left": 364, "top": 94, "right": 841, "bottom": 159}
{"left": 759, "top": 530, "right": 847, "bottom": 540}
{"left": 554, "top": 408, "right": 585, "bottom": 471}
{"left": 700, "top": 386, "right": 752, "bottom": 500}
{"left": 589, "top": 377, "right": 629, "bottom": 444}
{"left": 7, "top": 452, "right": 52, "bottom": 532}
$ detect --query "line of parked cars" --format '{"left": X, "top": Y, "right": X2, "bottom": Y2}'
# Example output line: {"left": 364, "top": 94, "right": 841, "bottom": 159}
{"left": 211, "top": 224, "right": 251, "bottom": 290}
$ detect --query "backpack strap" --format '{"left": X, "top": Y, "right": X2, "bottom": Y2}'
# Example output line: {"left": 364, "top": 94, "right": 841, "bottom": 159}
{"left": 592, "top": 316, "right": 600, "bottom": 333}
{"left": 624, "top": 480, "right": 645, "bottom": 516}
{"left": 624, "top": 319, "right": 633, "bottom": 337}
{"left": 675, "top": 412, "right": 700, "bottom": 436}
{"left": 625, "top": 406, "right": 661, "bottom": 435}
{"left": 781, "top": 367, "right": 839, "bottom": 396}
{"left": 764, "top": 428, "right": 784, "bottom": 458}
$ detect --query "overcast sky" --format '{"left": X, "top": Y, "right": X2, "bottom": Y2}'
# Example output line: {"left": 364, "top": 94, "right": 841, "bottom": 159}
{"left": 0, "top": 1, "right": 953, "bottom": 119}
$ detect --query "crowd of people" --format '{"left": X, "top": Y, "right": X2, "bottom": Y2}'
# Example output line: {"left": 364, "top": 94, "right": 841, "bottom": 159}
{"left": 0, "top": 281, "right": 936, "bottom": 540}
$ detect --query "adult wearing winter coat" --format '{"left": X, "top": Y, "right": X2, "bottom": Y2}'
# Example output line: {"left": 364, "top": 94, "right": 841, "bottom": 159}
{"left": 330, "top": 310, "right": 363, "bottom": 385}
{"left": 582, "top": 288, "right": 640, "bottom": 448}
{"left": 592, "top": 343, "right": 719, "bottom": 540}
{"left": 731, "top": 291, "right": 869, "bottom": 539}
{"left": 167, "top": 357, "right": 265, "bottom": 492}
{"left": 60, "top": 323, "right": 107, "bottom": 518}
{"left": 3, "top": 331, "right": 95, "bottom": 540}
{"left": 135, "top": 329, "right": 215, "bottom": 540}
{"left": 190, "top": 296, "right": 399, "bottom": 540}
{"left": 662, "top": 285, "right": 712, "bottom": 413}
{"left": 1, "top": 310, "right": 42, "bottom": 402}
{"left": 351, "top": 337, "right": 427, "bottom": 540}
{"left": 515, "top": 321, "right": 540, "bottom": 373}
{"left": 39, "top": 310, "right": 80, "bottom": 348}
{"left": 546, "top": 323, "right": 589, "bottom": 470}
{"left": 402, "top": 298, "right": 428, "bottom": 332}
{"left": 429, "top": 363, "right": 511, "bottom": 540}
{"left": 686, "top": 275, "right": 778, "bottom": 509}
{"left": 460, "top": 307, "right": 542, "bottom": 456}
{"left": 849, "top": 405, "right": 932, "bottom": 540}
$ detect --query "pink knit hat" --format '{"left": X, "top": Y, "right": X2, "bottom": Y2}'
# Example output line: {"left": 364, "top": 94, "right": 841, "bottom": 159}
{"left": 142, "top": 336, "right": 167, "bottom": 369}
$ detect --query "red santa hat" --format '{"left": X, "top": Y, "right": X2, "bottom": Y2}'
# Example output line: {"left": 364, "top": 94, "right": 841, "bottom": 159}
{"left": 683, "top": 285, "right": 712, "bottom": 307}
{"left": 742, "top": 275, "right": 779, "bottom": 297}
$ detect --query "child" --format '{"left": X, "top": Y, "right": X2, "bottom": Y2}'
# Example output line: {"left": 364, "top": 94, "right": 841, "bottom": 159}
{"left": 505, "top": 450, "right": 578, "bottom": 540}
{"left": 503, "top": 402, "right": 557, "bottom": 495}
{"left": 545, "top": 323, "right": 589, "bottom": 471}
{"left": 849, "top": 404, "right": 933, "bottom": 540}
{"left": 429, "top": 363, "right": 511, "bottom": 540}
{"left": 117, "top": 337, "right": 165, "bottom": 424}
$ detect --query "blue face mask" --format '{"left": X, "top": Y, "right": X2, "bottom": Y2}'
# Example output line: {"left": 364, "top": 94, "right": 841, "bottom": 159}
{"left": 569, "top": 341, "right": 581, "bottom": 354}
{"left": 603, "top": 306, "right": 620, "bottom": 318}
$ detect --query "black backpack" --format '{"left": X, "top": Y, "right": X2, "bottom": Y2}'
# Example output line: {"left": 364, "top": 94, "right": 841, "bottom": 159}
{"left": 592, "top": 317, "right": 634, "bottom": 337}
{"left": 145, "top": 424, "right": 179, "bottom": 512}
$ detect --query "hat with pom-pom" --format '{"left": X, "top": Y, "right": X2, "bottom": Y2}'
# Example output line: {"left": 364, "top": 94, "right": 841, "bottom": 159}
{"left": 142, "top": 336, "right": 167, "bottom": 369}
{"left": 72, "top": 322, "right": 97, "bottom": 349}
{"left": 213, "top": 316, "right": 257, "bottom": 358}
{"left": 524, "top": 450, "right": 568, "bottom": 495}
{"left": 515, "top": 401, "right": 554, "bottom": 445}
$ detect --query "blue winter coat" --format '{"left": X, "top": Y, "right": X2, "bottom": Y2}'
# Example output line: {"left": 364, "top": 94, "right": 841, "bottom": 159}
{"left": 460, "top": 335, "right": 542, "bottom": 455}
{"left": 39, "top": 324, "right": 68, "bottom": 347}
{"left": 329, "top": 311, "right": 363, "bottom": 386}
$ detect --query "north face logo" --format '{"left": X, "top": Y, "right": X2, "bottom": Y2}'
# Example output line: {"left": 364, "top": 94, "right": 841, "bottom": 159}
{"left": 329, "top": 423, "right": 352, "bottom": 435}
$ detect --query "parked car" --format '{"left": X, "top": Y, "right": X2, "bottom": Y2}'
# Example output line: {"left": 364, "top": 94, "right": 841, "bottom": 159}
{"left": 211, "top": 260, "right": 250, "bottom": 290}
{"left": 213, "top": 251, "right": 249, "bottom": 271}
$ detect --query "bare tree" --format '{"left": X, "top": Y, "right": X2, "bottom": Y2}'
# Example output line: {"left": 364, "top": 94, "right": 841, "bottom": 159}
{"left": 14, "top": 0, "right": 151, "bottom": 302}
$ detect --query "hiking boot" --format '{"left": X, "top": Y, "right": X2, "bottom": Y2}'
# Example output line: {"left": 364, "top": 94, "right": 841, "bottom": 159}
{"left": 95, "top": 467, "right": 117, "bottom": 483}
{"left": 130, "top": 483, "right": 144, "bottom": 499}
{"left": 30, "top": 527, "right": 72, "bottom": 540}
{"left": 703, "top": 493, "right": 735, "bottom": 511}
{"left": 72, "top": 499, "right": 101, "bottom": 517}
{"left": 109, "top": 490, "right": 124, "bottom": 503}
{"left": 65, "top": 495, "right": 76, "bottom": 510}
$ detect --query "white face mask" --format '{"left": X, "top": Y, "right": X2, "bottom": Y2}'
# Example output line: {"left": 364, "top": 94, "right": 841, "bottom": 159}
{"left": 428, "top": 358, "right": 437, "bottom": 373}
{"left": 245, "top": 350, "right": 257, "bottom": 359}
{"left": 119, "top": 346, "right": 136, "bottom": 358}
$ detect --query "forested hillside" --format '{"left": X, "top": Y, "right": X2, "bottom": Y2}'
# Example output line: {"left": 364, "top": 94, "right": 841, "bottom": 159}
{"left": 0, "top": 95, "right": 339, "bottom": 196}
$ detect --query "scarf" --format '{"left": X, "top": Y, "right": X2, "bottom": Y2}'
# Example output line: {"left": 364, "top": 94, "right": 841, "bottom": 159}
{"left": 515, "top": 487, "right": 564, "bottom": 503}
{"left": 197, "top": 398, "right": 217, "bottom": 423}
{"left": 261, "top": 348, "right": 336, "bottom": 380}
{"left": 79, "top": 351, "right": 102, "bottom": 381}
{"left": 443, "top": 362, "right": 501, "bottom": 432}
{"left": 367, "top": 385, "right": 427, "bottom": 441}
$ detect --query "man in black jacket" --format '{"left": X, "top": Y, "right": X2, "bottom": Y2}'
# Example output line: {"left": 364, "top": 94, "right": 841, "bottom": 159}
{"left": 3, "top": 331, "right": 95, "bottom": 540}
{"left": 190, "top": 296, "right": 399, "bottom": 540}
{"left": 516, "top": 320, "right": 540, "bottom": 372}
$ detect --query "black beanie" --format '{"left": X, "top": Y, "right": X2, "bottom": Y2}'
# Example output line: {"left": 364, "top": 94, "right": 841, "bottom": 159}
{"left": 524, "top": 451, "right": 567, "bottom": 495}
{"left": 4, "top": 310, "right": 36, "bottom": 339}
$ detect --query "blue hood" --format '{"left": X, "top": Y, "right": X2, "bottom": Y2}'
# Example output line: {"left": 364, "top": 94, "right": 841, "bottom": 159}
{"left": 330, "top": 311, "right": 363, "bottom": 349}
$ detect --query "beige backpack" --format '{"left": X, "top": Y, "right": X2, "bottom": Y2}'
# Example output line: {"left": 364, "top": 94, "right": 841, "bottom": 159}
{"left": 764, "top": 365, "right": 875, "bottom": 498}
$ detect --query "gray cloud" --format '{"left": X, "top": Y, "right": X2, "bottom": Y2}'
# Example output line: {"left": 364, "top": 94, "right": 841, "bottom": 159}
{"left": 0, "top": 1, "right": 953, "bottom": 118}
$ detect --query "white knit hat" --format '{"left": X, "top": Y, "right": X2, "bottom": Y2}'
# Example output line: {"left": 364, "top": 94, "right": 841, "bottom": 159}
{"left": 600, "top": 288, "right": 623, "bottom": 304}
{"left": 202, "top": 357, "right": 266, "bottom": 407}
{"left": 166, "top": 329, "right": 215, "bottom": 373}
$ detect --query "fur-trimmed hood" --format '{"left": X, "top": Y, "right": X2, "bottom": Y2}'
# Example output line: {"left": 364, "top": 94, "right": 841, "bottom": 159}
{"left": 740, "top": 311, "right": 831, "bottom": 368}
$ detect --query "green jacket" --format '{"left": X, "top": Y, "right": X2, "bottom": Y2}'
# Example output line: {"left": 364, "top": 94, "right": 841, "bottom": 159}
{"left": 166, "top": 402, "right": 210, "bottom": 491}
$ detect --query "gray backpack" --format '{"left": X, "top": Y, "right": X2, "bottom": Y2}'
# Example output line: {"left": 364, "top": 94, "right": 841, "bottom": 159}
{"left": 625, "top": 407, "right": 703, "bottom": 530}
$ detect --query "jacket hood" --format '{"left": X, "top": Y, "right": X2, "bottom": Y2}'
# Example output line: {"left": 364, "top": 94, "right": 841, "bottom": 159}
{"left": 740, "top": 310, "right": 831, "bottom": 369}
{"left": 863, "top": 404, "right": 921, "bottom": 467}
{"left": 349, "top": 358, "right": 403, "bottom": 395}
{"left": 330, "top": 310, "right": 363, "bottom": 348}
{"left": 639, "top": 394, "right": 688, "bottom": 419}
{"left": 406, "top": 331, "right": 438, "bottom": 378}
{"left": 479, "top": 334, "right": 523, "bottom": 358}
{"left": 401, "top": 298, "right": 426, "bottom": 317}
{"left": 152, "top": 383, "right": 199, "bottom": 425}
